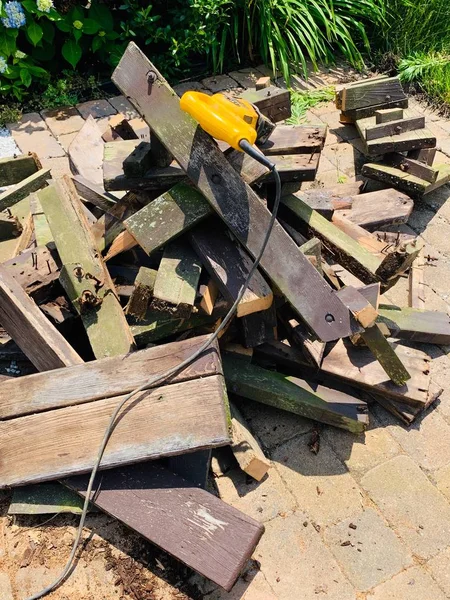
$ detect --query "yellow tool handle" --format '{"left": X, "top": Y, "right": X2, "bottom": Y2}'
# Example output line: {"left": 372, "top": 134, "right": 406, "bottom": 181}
{"left": 180, "top": 91, "right": 258, "bottom": 151}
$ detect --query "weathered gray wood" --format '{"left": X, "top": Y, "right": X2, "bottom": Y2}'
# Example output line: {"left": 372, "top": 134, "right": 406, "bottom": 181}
{"left": 68, "top": 115, "right": 104, "bottom": 187}
{"left": 292, "top": 189, "right": 353, "bottom": 220}
{"left": 73, "top": 175, "right": 118, "bottom": 213}
{"left": 112, "top": 43, "right": 352, "bottom": 342}
{"left": 64, "top": 462, "right": 264, "bottom": 591}
{"left": 340, "top": 99, "right": 409, "bottom": 123}
{"left": 299, "top": 237, "right": 323, "bottom": 274}
{"left": 29, "top": 194, "right": 53, "bottom": 247}
{"left": 358, "top": 122, "right": 436, "bottom": 156}
{"left": 0, "top": 265, "right": 83, "bottom": 371}
{"left": 362, "top": 163, "right": 450, "bottom": 196}
{"left": 409, "top": 247, "right": 426, "bottom": 309}
{"left": 39, "top": 176, "right": 136, "bottom": 359}
{"left": 230, "top": 402, "right": 271, "bottom": 481}
{"left": 223, "top": 354, "right": 368, "bottom": 433}
{"left": 0, "top": 153, "right": 40, "bottom": 187}
{"left": 266, "top": 153, "right": 320, "bottom": 182}
{"left": 0, "top": 374, "right": 230, "bottom": 488}
{"left": 259, "top": 124, "right": 326, "bottom": 155}
{"left": 338, "top": 76, "right": 406, "bottom": 111}
{"left": 365, "top": 116, "right": 425, "bottom": 141}
{"left": 152, "top": 240, "right": 202, "bottom": 318}
{"left": 335, "top": 285, "right": 378, "bottom": 328}
{"left": 384, "top": 152, "right": 438, "bottom": 183}
{"left": 0, "top": 335, "right": 221, "bottom": 420}
{"left": 378, "top": 305, "right": 450, "bottom": 344}
{"left": 375, "top": 108, "right": 404, "bottom": 124}
{"left": 0, "top": 169, "right": 51, "bottom": 211}
{"left": 408, "top": 147, "right": 436, "bottom": 166}
{"left": 279, "top": 310, "right": 325, "bottom": 367}
{"left": 190, "top": 225, "right": 273, "bottom": 318}
{"left": 240, "top": 86, "right": 291, "bottom": 122}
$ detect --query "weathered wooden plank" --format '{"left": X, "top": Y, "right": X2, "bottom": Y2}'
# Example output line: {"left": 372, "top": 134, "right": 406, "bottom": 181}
{"left": 152, "top": 240, "right": 202, "bottom": 318}
{"left": 265, "top": 153, "right": 320, "bottom": 182}
{"left": 258, "top": 124, "right": 327, "bottom": 155}
{"left": 335, "top": 285, "right": 378, "bottom": 328}
{"left": 39, "top": 176, "right": 135, "bottom": 359}
{"left": 223, "top": 354, "right": 368, "bottom": 433}
{"left": 0, "top": 265, "right": 83, "bottom": 371}
{"left": 73, "top": 175, "right": 118, "bottom": 213}
{"left": 362, "top": 163, "right": 450, "bottom": 196}
{"left": 190, "top": 225, "right": 273, "bottom": 318}
{"left": 0, "top": 169, "right": 51, "bottom": 212}
{"left": 12, "top": 213, "right": 33, "bottom": 256}
{"left": 292, "top": 189, "right": 353, "bottom": 220}
{"left": 240, "top": 303, "right": 277, "bottom": 348}
{"left": 125, "top": 266, "right": 157, "bottom": 320}
{"left": 112, "top": 43, "right": 352, "bottom": 342}
{"left": 64, "top": 462, "right": 263, "bottom": 591}
{"left": 384, "top": 152, "right": 438, "bottom": 184}
{"left": 334, "top": 188, "right": 413, "bottom": 231}
{"left": 375, "top": 108, "right": 404, "bottom": 123}
{"left": 122, "top": 141, "right": 153, "bottom": 177}
{"left": 340, "top": 100, "right": 409, "bottom": 123}
{"left": 29, "top": 194, "right": 53, "bottom": 247}
{"left": 230, "top": 402, "right": 271, "bottom": 481}
{"left": 362, "top": 127, "right": 436, "bottom": 156}
{"left": 240, "top": 86, "right": 291, "bottom": 122}
{"left": 408, "top": 147, "right": 436, "bottom": 165}
{"left": 68, "top": 115, "right": 104, "bottom": 187}
{"left": 0, "top": 335, "right": 222, "bottom": 420}
{"left": 2, "top": 245, "right": 60, "bottom": 302}
{"left": 339, "top": 76, "right": 406, "bottom": 111}
{"left": 331, "top": 212, "right": 389, "bottom": 255}
{"left": 279, "top": 310, "right": 325, "bottom": 367}
{"left": 0, "top": 374, "right": 230, "bottom": 488}
{"left": 0, "top": 153, "right": 41, "bottom": 187}
{"left": 378, "top": 305, "right": 450, "bottom": 344}
{"left": 365, "top": 116, "right": 425, "bottom": 141}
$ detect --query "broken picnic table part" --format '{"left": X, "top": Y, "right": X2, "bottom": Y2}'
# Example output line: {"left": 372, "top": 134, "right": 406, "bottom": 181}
{"left": 125, "top": 266, "right": 157, "bottom": 320}
{"left": 112, "top": 42, "right": 353, "bottom": 342}
{"left": 239, "top": 85, "right": 291, "bottom": 122}
{"left": 0, "top": 152, "right": 42, "bottom": 187}
{"left": 0, "top": 167, "right": 51, "bottom": 212}
{"left": 0, "top": 336, "right": 230, "bottom": 488}
{"left": 361, "top": 161, "right": 450, "bottom": 196}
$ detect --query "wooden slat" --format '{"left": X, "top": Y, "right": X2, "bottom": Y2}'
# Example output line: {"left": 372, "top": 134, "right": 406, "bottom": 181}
{"left": 39, "top": 176, "right": 136, "bottom": 359}
{"left": 190, "top": 224, "right": 273, "bottom": 318}
{"left": 339, "top": 77, "right": 406, "bottom": 111}
{"left": 0, "top": 265, "right": 83, "bottom": 371}
{"left": 384, "top": 152, "right": 438, "bottom": 184}
{"left": 230, "top": 402, "right": 271, "bottom": 481}
{"left": 112, "top": 43, "right": 352, "bottom": 342}
{"left": 0, "top": 374, "right": 230, "bottom": 488}
{"left": 0, "top": 169, "right": 51, "bottom": 211}
{"left": 64, "top": 462, "right": 264, "bottom": 591}
{"left": 68, "top": 116, "right": 104, "bottom": 187}
{"left": 365, "top": 116, "right": 425, "bottom": 141}
{"left": 258, "top": 124, "right": 327, "bottom": 155}
{"left": 375, "top": 108, "right": 404, "bottom": 123}
{"left": 409, "top": 247, "right": 426, "bottom": 309}
{"left": 0, "top": 153, "right": 40, "bottom": 187}
{"left": 340, "top": 98, "right": 409, "bottom": 123}
{"left": 378, "top": 305, "right": 450, "bottom": 344}
{"left": 362, "top": 163, "right": 450, "bottom": 196}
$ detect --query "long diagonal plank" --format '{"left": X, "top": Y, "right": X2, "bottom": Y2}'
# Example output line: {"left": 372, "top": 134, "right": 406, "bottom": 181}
{"left": 112, "top": 42, "right": 352, "bottom": 342}
{"left": 64, "top": 462, "right": 264, "bottom": 591}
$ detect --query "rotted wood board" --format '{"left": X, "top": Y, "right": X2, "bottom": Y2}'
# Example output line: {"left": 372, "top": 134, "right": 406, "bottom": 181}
{"left": 0, "top": 374, "right": 230, "bottom": 488}
{"left": 113, "top": 43, "right": 352, "bottom": 342}
{"left": 64, "top": 462, "right": 264, "bottom": 591}
{"left": 0, "top": 335, "right": 222, "bottom": 420}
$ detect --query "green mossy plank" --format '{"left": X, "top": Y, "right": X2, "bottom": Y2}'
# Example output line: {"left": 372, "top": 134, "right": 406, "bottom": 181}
{"left": 0, "top": 169, "right": 51, "bottom": 211}
{"left": 360, "top": 325, "right": 411, "bottom": 386}
{"left": 362, "top": 163, "right": 450, "bottom": 196}
{"left": 39, "top": 177, "right": 135, "bottom": 359}
{"left": 223, "top": 355, "right": 367, "bottom": 434}
{"left": 378, "top": 305, "right": 450, "bottom": 345}
{"left": 8, "top": 483, "right": 91, "bottom": 515}
{"left": 30, "top": 195, "right": 53, "bottom": 246}
{"left": 0, "top": 154, "right": 40, "bottom": 187}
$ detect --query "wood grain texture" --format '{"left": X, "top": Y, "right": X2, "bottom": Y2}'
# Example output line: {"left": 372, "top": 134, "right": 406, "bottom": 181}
{"left": 68, "top": 116, "right": 104, "bottom": 187}
{"left": 0, "top": 374, "right": 230, "bottom": 488}
{"left": 378, "top": 305, "right": 450, "bottom": 344}
{"left": 384, "top": 153, "right": 438, "bottom": 184}
{"left": 230, "top": 402, "right": 271, "bottom": 481}
{"left": 0, "top": 335, "right": 222, "bottom": 419}
{"left": 340, "top": 77, "right": 406, "bottom": 111}
{"left": 375, "top": 108, "right": 404, "bottom": 123}
{"left": 0, "top": 168, "right": 51, "bottom": 211}
{"left": 365, "top": 116, "right": 425, "bottom": 141}
{"left": 340, "top": 99, "right": 409, "bottom": 123}
{"left": 0, "top": 265, "right": 83, "bottom": 372}
{"left": 258, "top": 124, "right": 326, "bottom": 155}
{"left": 361, "top": 163, "right": 450, "bottom": 196}
{"left": 190, "top": 225, "right": 273, "bottom": 318}
{"left": 64, "top": 462, "right": 264, "bottom": 591}
{"left": 112, "top": 43, "right": 351, "bottom": 342}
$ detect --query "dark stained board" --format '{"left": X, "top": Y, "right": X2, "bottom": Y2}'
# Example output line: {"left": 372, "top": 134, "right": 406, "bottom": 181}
{"left": 64, "top": 462, "right": 264, "bottom": 591}
{"left": 364, "top": 116, "right": 425, "bottom": 141}
{"left": 340, "top": 98, "right": 409, "bottom": 123}
{"left": 383, "top": 152, "right": 438, "bottom": 183}
{"left": 112, "top": 43, "right": 352, "bottom": 342}
{"left": 362, "top": 163, "right": 450, "bottom": 196}
{"left": 258, "top": 124, "right": 327, "bottom": 155}
{"left": 338, "top": 76, "right": 406, "bottom": 111}
{"left": 240, "top": 86, "right": 291, "bottom": 122}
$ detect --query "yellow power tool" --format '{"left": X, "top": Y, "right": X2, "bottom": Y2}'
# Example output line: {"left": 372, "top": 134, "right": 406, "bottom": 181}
{"left": 180, "top": 91, "right": 275, "bottom": 171}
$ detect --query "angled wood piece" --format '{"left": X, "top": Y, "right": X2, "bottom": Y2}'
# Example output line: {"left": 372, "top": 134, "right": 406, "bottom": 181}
{"left": 0, "top": 168, "right": 51, "bottom": 211}
{"left": 375, "top": 108, "right": 404, "bottom": 123}
{"left": 223, "top": 354, "right": 368, "bottom": 433}
{"left": 125, "top": 266, "right": 157, "bottom": 320}
{"left": 13, "top": 213, "right": 33, "bottom": 256}
{"left": 73, "top": 175, "right": 118, "bottom": 214}
{"left": 38, "top": 176, "right": 136, "bottom": 359}
{"left": 68, "top": 115, "right": 104, "bottom": 187}
{"left": 336, "top": 285, "right": 378, "bottom": 328}
{"left": 230, "top": 401, "right": 271, "bottom": 481}
{"left": 0, "top": 374, "right": 230, "bottom": 488}
{"left": 64, "top": 462, "right": 264, "bottom": 591}
{"left": 365, "top": 116, "right": 425, "bottom": 141}
{"left": 0, "top": 153, "right": 41, "bottom": 187}
{"left": 407, "top": 147, "right": 436, "bottom": 165}
{"left": 384, "top": 152, "right": 438, "bottom": 184}
{"left": 240, "top": 303, "right": 277, "bottom": 348}
{"left": 334, "top": 188, "right": 413, "bottom": 231}
{"left": 190, "top": 225, "right": 273, "bottom": 318}
{"left": 265, "top": 153, "right": 320, "bottom": 182}
{"left": 338, "top": 76, "right": 406, "bottom": 111}
{"left": 113, "top": 43, "right": 352, "bottom": 342}
{"left": 0, "top": 264, "right": 83, "bottom": 371}
{"left": 330, "top": 212, "right": 388, "bottom": 255}
{"left": 362, "top": 163, "right": 450, "bottom": 196}
{"left": 279, "top": 311, "right": 325, "bottom": 367}
{"left": 378, "top": 305, "right": 450, "bottom": 344}
{"left": 258, "top": 124, "right": 327, "bottom": 155}
{"left": 152, "top": 240, "right": 202, "bottom": 318}
{"left": 199, "top": 279, "right": 219, "bottom": 315}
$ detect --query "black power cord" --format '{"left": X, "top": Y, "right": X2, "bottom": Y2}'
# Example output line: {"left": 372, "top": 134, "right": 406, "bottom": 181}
{"left": 26, "top": 151, "right": 281, "bottom": 600}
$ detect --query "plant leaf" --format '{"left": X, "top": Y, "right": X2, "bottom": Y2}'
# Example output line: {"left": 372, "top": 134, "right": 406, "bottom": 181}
{"left": 27, "top": 22, "right": 43, "bottom": 46}
{"left": 62, "top": 39, "right": 82, "bottom": 68}
{"left": 20, "top": 68, "right": 32, "bottom": 87}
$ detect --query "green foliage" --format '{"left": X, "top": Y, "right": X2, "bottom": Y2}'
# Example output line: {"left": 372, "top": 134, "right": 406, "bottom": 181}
{"left": 287, "top": 87, "right": 335, "bottom": 124}
{"left": 0, "top": 102, "right": 22, "bottom": 126}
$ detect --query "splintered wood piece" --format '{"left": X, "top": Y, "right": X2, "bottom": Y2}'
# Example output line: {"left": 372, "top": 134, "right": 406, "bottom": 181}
{"left": 409, "top": 247, "right": 426, "bottom": 309}
{"left": 0, "top": 212, "right": 22, "bottom": 240}
{"left": 125, "top": 266, "right": 157, "bottom": 320}
{"left": 384, "top": 152, "right": 438, "bottom": 183}
{"left": 0, "top": 335, "right": 222, "bottom": 420}
{"left": 365, "top": 116, "right": 425, "bottom": 141}
{"left": 338, "top": 76, "right": 406, "bottom": 111}
{"left": 64, "top": 462, "right": 263, "bottom": 591}
{"left": 256, "top": 76, "right": 271, "bottom": 90}
{"left": 39, "top": 176, "right": 136, "bottom": 359}
{"left": 69, "top": 116, "right": 104, "bottom": 187}
{"left": 378, "top": 305, "right": 450, "bottom": 344}
{"left": 258, "top": 124, "right": 327, "bottom": 155}
{"left": 0, "top": 374, "right": 230, "bottom": 488}
{"left": 334, "top": 188, "right": 413, "bottom": 231}
{"left": 152, "top": 240, "right": 202, "bottom": 318}
{"left": 240, "top": 86, "right": 291, "bottom": 122}
{"left": 362, "top": 163, "right": 450, "bottom": 196}
{"left": 408, "top": 147, "right": 436, "bottom": 166}
{"left": 240, "top": 303, "right": 277, "bottom": 348}
{"left": 230, "top": 402, "right": 271, "bottom": 481}
{"left": 0, "top": 153, "right": 41, "bottom": 187}
{"left": 13, "top": 213, "right": 33, "bottom": 256}
{"left": 0, "top": 265, "right": 82, "bottom": 371}
{"left": 199, "top": 279, "right": 219, "bottom": 315}
{"left": 335, "top": 285, "right": 378, "bottom": 328}
{"left": 223, "top": 354, "right": 368, "bottom": 433}
{"left": 113, "top": 43, "right": 352, "bottom": 342}
{"left": 73, "top": 175, "right": 118, "bottom": 214}
{"left": 0, "top": 169, "right": 51, "bottom": 212}
{"left": 190, "top": 225, "right": 273, "bottom": 318}
{"left": 256, "top": 339, "right": 431, "bottom": 407}
{"left": 375, "top": 108, "right": 404, "bottom": 124}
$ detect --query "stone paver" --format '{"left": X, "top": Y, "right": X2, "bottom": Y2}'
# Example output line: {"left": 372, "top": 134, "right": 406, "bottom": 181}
{"left": 255, "top": 512, "right": 357, "bottom": 600}
{"left": 173, "top": 80, "right": 209, "bottom": 97}
{"left": 41, "top": 106, "right": 84, "bottom": 137}
{"left": 108, "top": 95, "right": 140, "bottom": 120}
{"left": 427, "top": 546, "right": 450, "bottom": 596}
{"left": 7, "top": 112, "right": 65, "bottom": 159}
{"left": 40, "top": 157, "right": 71, "bottom": 180}
{"left": 433, "top": 462, "right": 450, "bottom": 502}
{"left": 214, "top": 466, "right": 296, "bottom": 523}
{"left": 322, "top": 141, "right": 365, "bottom": 177}
{"left": 228, "top": 67, "right": 264, "bottom": 89}
{"left": 324, "top": 508, "right": 412, "bottom": 591}
{"left": 361, "top": 455, "right": 450, "bottom": 559}
{"left": 273, "top": 436, "right": 364, "bottom": 527}
{"left": 369, "top": 566, "right": 446, "bottom": 600}
{"left": 57, "top": 131, "right": 79, "bottom": 152}
{"left": 316, "top": 110, "right": 359, "bottom": 141}
{"left": 77, "top": 99, "right": 117, "bottom": 120}
{"left": 0, "top": 573, "right": 13, "bottom": 600}
{"left": 206, "top": 568, "right": 277, "bottom": 600}
{"left": 322, "top": 423, "right": 402, "bottom": 481}
{"left": 202, "top": 74, "right": 242, "bottom": 93}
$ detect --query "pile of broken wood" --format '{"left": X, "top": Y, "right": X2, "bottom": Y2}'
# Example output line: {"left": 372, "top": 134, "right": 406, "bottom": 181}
{"left": 0, "top": 43, "right": 448, "bottom": 593}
